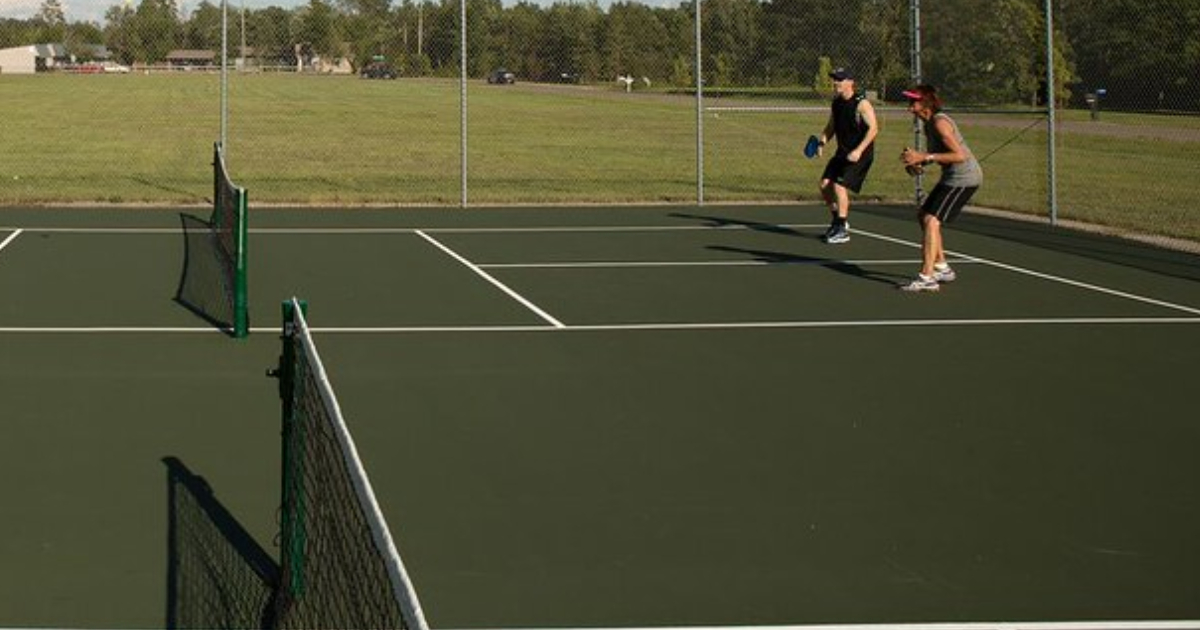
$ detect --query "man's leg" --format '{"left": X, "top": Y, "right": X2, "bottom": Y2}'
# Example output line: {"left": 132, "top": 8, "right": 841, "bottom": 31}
{"left": 818, "top": 179, "right": 839, "bottom": 240}
{"left": 834, "top": 183, "right": 851, "bottom": 221}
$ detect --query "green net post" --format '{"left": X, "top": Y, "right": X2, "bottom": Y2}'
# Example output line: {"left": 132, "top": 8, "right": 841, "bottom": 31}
{"left": 232, "top": 188, "right": 249, "bottom": 339}
{"left": 213, "top": 141, "right": 250, "bottom": 339}
{"left": 277, "top": 299, "right": 308, "bottom": 611}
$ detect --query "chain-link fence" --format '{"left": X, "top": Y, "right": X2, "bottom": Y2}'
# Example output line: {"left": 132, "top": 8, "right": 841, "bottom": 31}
{"left": 1, "top": 0, "right": 1197, "bottom": 244}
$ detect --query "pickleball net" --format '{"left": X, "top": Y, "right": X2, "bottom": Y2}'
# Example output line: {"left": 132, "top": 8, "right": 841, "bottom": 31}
{"left": 175, "top": 141, "right": 250, "bottom": 337}
{"left": 273, "top": 298, "right": 430, "bottom": 630}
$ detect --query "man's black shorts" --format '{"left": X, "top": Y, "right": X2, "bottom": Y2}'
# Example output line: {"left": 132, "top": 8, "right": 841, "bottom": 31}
{"left": 921, "top": 183, "right": 980, "bottom": 223}
{"left": 821, "top": 154, "right": 874, "bottom": 193}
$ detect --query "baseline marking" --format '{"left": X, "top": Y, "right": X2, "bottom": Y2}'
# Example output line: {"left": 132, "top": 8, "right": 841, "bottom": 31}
{"left": 415, "top": 230, "right": 566, "bottom": 329}
{"left": 440, "top": 622, "right": 1200, "bottom": 630}
{"left": 2, "top": 317, "right": 1197, "bottom": 335}
{"left": 479, "top": 259, "right": 954, "bottom": 270}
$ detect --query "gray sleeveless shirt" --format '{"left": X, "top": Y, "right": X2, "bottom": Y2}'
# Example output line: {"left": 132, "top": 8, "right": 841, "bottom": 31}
{"left": 925, "top": 112, "right": 983, "bottom": 187}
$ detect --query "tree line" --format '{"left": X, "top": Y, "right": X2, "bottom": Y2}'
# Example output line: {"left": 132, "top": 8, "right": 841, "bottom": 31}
{"left": 3, "top": 0, "right": 1197, "bottom": 111}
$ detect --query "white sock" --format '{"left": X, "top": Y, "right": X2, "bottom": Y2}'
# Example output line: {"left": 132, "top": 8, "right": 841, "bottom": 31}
{"left": 934, "top": 262, "right": 950, "bottom": 271}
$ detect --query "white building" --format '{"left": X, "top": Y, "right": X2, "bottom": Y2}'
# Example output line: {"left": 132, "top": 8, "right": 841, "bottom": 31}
{"left": 0, "top": 43, "right": 68, "bottom": 74}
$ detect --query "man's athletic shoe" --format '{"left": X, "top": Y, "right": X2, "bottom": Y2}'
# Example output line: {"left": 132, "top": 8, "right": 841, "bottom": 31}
{"left": 933, "top": 266, "right": 957, "bottom": 283}
{"left": 899, "top": 274, "right": 940, "bottom": 292}
{"left": 825, "top": 224, "right": 850, "bottom": 244}
{"left": 820, "top": 223, "right": 838, "bottom": 242}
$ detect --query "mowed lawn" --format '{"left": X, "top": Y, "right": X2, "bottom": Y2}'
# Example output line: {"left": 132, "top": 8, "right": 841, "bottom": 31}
{"left": 0, "top": 73, "right": 1197, "bottom": 242}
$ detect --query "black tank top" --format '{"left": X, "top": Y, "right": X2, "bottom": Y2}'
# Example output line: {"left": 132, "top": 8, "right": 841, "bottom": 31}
{"left": 831, "top": 93, "right": 874, "bottom": 159}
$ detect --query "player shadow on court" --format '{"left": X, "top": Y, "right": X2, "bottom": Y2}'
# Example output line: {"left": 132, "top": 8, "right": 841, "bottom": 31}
{"left": 707, "top": 244, "right": 909, "bottom": 286}
{"left": 163, "top": 457, "right": 280, "bottom": 630}
{"left": 668, "top": 211, "right": 803, "bottom": 237}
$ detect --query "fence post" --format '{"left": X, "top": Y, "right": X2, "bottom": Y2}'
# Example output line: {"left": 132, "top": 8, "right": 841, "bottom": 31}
{"left": 695, "top": 0, "right": 704, "bottom": 207}
{"left": 1046, "top": 0, "right": 1058, "bottom": 225}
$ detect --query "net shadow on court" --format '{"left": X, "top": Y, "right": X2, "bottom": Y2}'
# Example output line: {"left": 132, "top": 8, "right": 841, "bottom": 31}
{"left": 164, "top": 457, "right": 279, "bottom": 630}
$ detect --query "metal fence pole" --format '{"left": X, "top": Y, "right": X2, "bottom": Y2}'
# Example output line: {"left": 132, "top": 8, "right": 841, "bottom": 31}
{"left": 460, "top": 0, "right": 468, "bottom": 208}
{"left": 909, "top": 0, "right": 923, "bottom": 204}
{"left": 695, "top": 0, "right": 704, "bottom": 206}
{"left": 220, "top": 0, "right": 228, "bottom": 153}
{"left": 1046, "top": 0, "right": 1058, "bottom": 225}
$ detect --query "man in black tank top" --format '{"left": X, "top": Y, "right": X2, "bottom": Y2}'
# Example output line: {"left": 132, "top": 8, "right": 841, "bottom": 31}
{"left": 814, "top": 67, "right": 878, "bottom": 244}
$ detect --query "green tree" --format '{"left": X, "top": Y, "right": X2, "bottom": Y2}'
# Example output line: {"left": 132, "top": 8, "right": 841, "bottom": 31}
{"left": 602, "top": 2, "right": 660, "bottom": 79}
{"left": 540, "top": 1, "right": 602, "bottom": 82}
{"left": 247, "top": 6, "right": 297, "bottom": 65}
{"left": 34, "top": 0, "right": 67, "bottom": 43}
{"left": 858, "top": 0, "right": 907, "bottom": 99}
{"left": 922, "top": 0, "right": 1043, "bottom": 105}
{"left": 130, "top": 0, "right": 180, "bottom": 64}
{"left": 761, "top": 0, "right": 860, "bottom": 88}
{"left": 104, "top": 3, "right": 138, "bottom": 64}
{"left": 293, "top": 0, "right": 341, "bottom": 65}
{"left": 501, "top": 2, "right": 546, "bottom": 80}
{"left": 340, "top": 0, "right": 395, "bottom": 69}
{"left": 1060, "top": 0, "right": 1200, "bottom": 110}
{"left": 464, "top": 0, "right": 504, "bottom": 76}
{"left": 701, "top": 0, "right": 760, "bottom": 86}
{"left": 181, "top": 0, "right": 221, "bottom": 51}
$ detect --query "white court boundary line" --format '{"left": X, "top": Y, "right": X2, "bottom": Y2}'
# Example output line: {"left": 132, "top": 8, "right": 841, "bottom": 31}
{"left": 4, "top": 623, "right": 1198, "bottom": 630}
{"left": 440, "top": 623, "right": 1200, "bottom": 630}
{"left": 0, "top": 223, "right": 827, "bottom": 235}
{"left": 415, "top": 230, "right": 566, "bottom": 329}
{"left": 0, "top": 228, "right": 23, "bottom": 253}
{"left": 3, "top": 316, "right": 1198, "bottom": 334}
{"left": 479, "top": 258, "right": 945, "bottom": 269}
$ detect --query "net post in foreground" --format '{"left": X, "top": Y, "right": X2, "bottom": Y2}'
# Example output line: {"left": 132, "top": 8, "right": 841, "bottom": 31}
{"left": 273, "top": 298, "right": 430, "bottom": 630}
{"left": 213, "top": 141, "right": 249, "bottom": 338}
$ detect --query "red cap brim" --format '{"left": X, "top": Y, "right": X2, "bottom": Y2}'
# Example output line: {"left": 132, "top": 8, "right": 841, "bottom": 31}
{"left": 901, "top": 90, "right": 923, "bottom": 100}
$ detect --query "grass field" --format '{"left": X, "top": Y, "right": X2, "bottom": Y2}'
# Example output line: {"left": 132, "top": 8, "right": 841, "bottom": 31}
{"left": 0, "top": 73, "right": 1197, "bottom": 242}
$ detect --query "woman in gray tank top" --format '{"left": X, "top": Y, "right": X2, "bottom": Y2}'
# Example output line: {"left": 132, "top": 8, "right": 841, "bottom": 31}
{"left": 898, "top": 84, "right": 983, "bottom": 293}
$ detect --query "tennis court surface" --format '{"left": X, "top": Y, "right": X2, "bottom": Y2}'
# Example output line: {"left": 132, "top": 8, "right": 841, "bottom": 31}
{"left": 1, "top": 204, "right": 1198, "bottom": 629}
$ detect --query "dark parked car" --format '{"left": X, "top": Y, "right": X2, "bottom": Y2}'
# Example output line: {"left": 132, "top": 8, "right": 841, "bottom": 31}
{"left": 487, "top": 68, "right": 516, "bottom": 84}
{"left": 360, "top": 61, "right": 397, "bottom": 79}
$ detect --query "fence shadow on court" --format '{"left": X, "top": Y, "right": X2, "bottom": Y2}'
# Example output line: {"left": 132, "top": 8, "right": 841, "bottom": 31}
{"left": 163, "top": 456, "right": 279, "bottom": 630}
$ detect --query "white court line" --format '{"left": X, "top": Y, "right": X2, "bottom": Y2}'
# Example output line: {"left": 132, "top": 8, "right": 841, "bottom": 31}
{"left": 294, "top": 316, "right": 1200, "bottom": 334}
{"left": 3, "top": 316, "right": 1197, "bottom": 335}
{"left": 4, "top": 624, "right": 1197, "bottom": 630}
{"left": 0, "top": 327, "right": 225, "bottom": 333}
{"left": 479, "top": 259, "right": 947, "bottom": 269}
{"left": 853, "top": 228, "right": 1200, "bottom": 316}
{"left": 420, "top": 223, "right": 821, "bottom": 234}
{"left": 0, "top": 224, "right": 825, "bottom": 235}
{"left": 0, "top": 228, "right": 24, "bottom": 253}
{"left": 438, "top": 622, "right": 1200, "bottom": 630}
{"left": 0, "top": 227, "right": 179, "bottom": 233}
{"left": 415, "top": 230, "right": 566, "bottom": 329}
{"left": 0, "top": 623, "right": 1196, "bottom": 630}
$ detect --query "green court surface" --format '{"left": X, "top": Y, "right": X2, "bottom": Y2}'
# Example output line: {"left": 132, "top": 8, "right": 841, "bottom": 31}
{"left": 1, "top": 204, "right": 1199, "bottom": 629}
